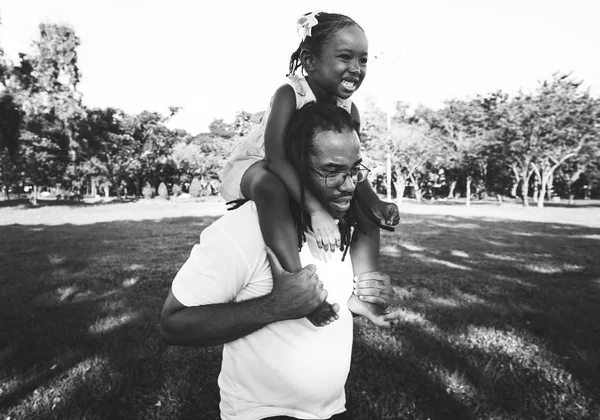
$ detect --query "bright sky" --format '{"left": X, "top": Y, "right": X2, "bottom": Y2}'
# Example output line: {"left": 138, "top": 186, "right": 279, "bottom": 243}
{"left": 1, "top": 0, "right": 598, "bottom": 135}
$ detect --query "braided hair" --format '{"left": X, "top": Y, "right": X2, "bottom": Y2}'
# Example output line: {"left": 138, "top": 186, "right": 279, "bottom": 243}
{"left": 284, "top": 102, "right": 361, "bottom": 260}
{"left": 288, "top": 12, "right": 364, "bottom": 76}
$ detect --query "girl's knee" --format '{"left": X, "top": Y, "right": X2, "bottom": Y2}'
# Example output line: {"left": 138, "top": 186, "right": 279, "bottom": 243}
{"left": 252, "top": 171, "right": 288, "bottom": 200}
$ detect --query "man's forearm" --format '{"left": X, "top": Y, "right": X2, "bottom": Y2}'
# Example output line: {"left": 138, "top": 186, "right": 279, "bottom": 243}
{"left": 160, "top": 294, "right": 280, "bottom": 347}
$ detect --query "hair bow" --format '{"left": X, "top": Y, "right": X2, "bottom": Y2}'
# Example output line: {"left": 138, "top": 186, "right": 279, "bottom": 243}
{"left": 297, "top": 11, "right": 321, "bottom": 42}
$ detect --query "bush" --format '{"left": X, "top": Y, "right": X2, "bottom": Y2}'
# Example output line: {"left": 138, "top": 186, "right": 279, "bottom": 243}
{"left": 158, "top": 182, "right": 169, "bottom": 200}
{"left": 189, "top": 177, "right": 202, "bottom": 198}
{"left": 142, "top": 183, "right": 154, "bottom": 199}
{"left": 172, "top": 184, "right": 182, "bottom": 197}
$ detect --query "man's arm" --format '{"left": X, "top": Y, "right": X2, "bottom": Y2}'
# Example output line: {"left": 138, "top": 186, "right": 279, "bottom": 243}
{"left": 160, "top": 290, "right": 281, "bottom": 347}
{"left": 159, "top": 247, "right": 327, "bottom": 347}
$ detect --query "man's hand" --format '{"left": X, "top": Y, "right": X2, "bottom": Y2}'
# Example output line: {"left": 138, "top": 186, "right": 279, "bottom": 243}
{"left": 353, "top": 271, "right": 394, "bottom": 309}
{"left": 266, "top": 247, "right": 328, "bottom": 321}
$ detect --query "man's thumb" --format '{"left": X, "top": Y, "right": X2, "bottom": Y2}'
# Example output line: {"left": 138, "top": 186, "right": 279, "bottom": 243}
{"left": 298, "top": 263, "right": 316, "bottom": 277}
{"left": 265, "top": 246, "right": 288, "bottom": 277}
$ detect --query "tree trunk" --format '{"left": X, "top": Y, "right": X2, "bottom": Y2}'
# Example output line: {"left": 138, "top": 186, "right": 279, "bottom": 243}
{"left": 448, "top": 179, "right": 457, "bottom": 199}
{"left": 386, "top": 152, "right": 392, "bottom": 201}
{"left": 31, "top": 184, "right": 38, "bottom": 206}
{"left": 531, "top": 164, "right": 540, "bottom": 204}
{"left": 115, "top": 180, "right": 122, "bottom": 201}
{"left": 465, "top": 175, "right": 472, "bottom": 207}
{"left": 510, "top": 165, "right": 520, "bottom": 198}
{"left": 538, "top": 155, "right": 577, "bottom": 208}
{"left": 538, "top": 174, "right": 548, "bottom": 208}
{"left": 394, "top": 171, "right": 406, "bottom": 204}
{"left": 409, "top": 174, "right": 422, "bottom": 203}
{"left": 522, "top": 169, "right": 532, "bottom": 207}
{"left": 546, "top": 173, "right": 553, "bottom": 201}
{"left": 567, "top": 168, "right": 583, "bottom": 205}
{"left": 510, "top": 181, "right": 518, "bottom": 198}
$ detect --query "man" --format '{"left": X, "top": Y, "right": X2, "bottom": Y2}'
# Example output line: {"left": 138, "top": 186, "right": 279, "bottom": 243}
{"left": 160, "top": 102, "right": 396, "bottom": 419}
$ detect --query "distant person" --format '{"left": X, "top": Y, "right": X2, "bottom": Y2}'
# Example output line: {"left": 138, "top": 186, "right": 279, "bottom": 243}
{"left": 220, "top": 11, "right": 400, "bottom": 326}
{"left": 160, "top": 102, "right": 398, "bottom": 419}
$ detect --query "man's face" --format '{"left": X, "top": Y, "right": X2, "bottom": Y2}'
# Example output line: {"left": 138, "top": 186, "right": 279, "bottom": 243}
{"left": 307, "top": 128, "right": 361, "bottom": 219}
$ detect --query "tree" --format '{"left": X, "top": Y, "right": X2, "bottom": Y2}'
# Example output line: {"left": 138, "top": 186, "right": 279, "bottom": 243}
{"left": 0, "top": 94, "right": 24, "bottom": 199}
{"left": 77, "top": 108, "right": 179, "bottom": 199}
{"left": 492, "top": 74, "right": 599, "bottom": 207}
{"left": 4, "top": 23, "right": 85, "bottom": 203}
{"left": 557, "top": 142, "right": 600, "bottom": 203}
{"left": 529, "top": 74, "right": 600, "bottom": 207}
{"left": 0, "top": 18, "right": 24, "bottom": 199}
{"left": 208, "top": 111, "right": 253, "bottom": 139}
{"left": 127, "top": 109, "right": 181, "bottom": 195}
{"left": 429, "top": 99, "right": 491, "bottom": 205}
{"left": 388, "top": 122, "right": 441, "bottom": 203}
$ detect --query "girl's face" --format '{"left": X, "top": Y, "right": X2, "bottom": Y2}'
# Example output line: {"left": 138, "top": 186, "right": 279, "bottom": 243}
{"left": 309, "top": 26, "right": 368, "bottom": 101}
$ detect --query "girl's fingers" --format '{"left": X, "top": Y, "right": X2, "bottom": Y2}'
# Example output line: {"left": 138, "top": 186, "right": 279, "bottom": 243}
{"left": 315, "top": 235, "right": 323, "bottom": 249}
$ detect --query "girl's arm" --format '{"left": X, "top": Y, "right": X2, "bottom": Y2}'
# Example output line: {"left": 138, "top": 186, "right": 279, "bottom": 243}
{"left": 264, "top": 85, "right": 341, "bottom": 250}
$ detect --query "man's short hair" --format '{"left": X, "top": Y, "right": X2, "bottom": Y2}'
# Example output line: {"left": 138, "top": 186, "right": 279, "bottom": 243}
{"left": 285, "top": 102, "right": 359, "bottom": 168}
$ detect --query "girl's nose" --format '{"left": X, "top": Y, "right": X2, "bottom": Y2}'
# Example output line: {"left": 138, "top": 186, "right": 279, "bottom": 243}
{"left": 349, "top": 60, "right": 361, "bottom": 75}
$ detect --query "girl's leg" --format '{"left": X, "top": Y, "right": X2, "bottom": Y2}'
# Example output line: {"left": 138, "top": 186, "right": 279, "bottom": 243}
{"left": 241, "top": 162, "right": 338, "bottom": 326}
{"left": 242, "top": 161, "right": 302, "bottom": 272}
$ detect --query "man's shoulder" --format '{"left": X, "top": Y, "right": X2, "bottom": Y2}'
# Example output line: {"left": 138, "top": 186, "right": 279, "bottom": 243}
{"left": 205, "top": 201, "right": 263, "bottom": 253}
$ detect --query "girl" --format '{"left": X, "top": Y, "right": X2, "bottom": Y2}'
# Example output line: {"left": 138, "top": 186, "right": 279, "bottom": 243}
{"left": 221, "top": 11, "right": 399, "bottom": 327}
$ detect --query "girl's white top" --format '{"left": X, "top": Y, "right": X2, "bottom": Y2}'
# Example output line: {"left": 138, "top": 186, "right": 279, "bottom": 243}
{"left": 220, "top": 74, "right": 353, "bottom": 202}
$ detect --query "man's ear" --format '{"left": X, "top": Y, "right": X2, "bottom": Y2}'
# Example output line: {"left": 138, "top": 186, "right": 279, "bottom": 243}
{"left": 299, "top": 49, "right": 316, "bottom": 72}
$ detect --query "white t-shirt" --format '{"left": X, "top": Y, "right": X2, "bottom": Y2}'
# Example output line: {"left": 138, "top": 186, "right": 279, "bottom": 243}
{"left": 171, "top": 201, "right": 355, "bottom": 420}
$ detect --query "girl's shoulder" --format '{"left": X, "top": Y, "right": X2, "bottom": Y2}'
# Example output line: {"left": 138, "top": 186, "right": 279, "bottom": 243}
{"left": 285, "top": 74, "right": 310, "bottom": 98}
{"left": 285, "top": 74, "right": 319, "bottom": 109}
{"left": 336, "top": 96, "right": 353, "bottom": 116}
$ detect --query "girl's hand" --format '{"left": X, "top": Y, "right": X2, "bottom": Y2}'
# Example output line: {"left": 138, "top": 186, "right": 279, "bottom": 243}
{"left": 376, "top": 200, "right": 400, "bottom": 227}
{"left": 310, "top": 210, "right": 341, "bottom": 252}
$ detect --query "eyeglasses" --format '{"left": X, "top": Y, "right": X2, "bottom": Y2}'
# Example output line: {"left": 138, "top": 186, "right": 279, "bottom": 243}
{"left": 311, "top": 164, "right": 371, "bottom": 188}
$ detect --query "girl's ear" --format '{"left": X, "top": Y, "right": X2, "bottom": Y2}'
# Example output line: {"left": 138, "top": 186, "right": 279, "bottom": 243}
{"left": 299, "top": 49, "right": 316, "bottom": 72}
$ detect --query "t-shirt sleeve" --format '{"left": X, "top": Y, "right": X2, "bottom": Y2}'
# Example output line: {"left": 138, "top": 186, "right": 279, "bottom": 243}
{"left": 171, "top": 225, "right": 250, "bottom": 307}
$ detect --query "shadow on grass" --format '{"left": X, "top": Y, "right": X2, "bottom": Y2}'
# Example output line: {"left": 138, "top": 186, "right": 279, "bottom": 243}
{"left": 1, "top": 213, "right": 599, "bottom": 419}
{"left": 374, "top": 213, "right": 600, "bottom": 418}
{"left": 0, "top": 216, "right": 222, "bottom": 419}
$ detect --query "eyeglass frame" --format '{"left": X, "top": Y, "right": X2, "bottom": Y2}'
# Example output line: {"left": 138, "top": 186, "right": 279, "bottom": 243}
{"left": 310, "top": 163, "right": 371, "bottom": 188}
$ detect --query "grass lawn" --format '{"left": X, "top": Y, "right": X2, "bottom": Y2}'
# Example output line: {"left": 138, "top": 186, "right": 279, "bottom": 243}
{"left": 1, "top": 200, "right": 599, "bottom": 419}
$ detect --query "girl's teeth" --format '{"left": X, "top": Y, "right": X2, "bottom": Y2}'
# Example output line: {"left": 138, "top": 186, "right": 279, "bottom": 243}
{"left": 342, "top": 81, "right": 355, "bottom": 88}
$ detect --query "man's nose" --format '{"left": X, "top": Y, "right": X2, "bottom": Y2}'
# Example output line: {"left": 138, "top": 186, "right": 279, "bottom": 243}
{"left": 338, "top": 174, "right": 357, "bottom": 192}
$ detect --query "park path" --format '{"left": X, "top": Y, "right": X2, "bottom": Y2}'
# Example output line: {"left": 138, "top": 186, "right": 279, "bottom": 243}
{"left": 0, "top": 199, "right": 228, "bottom": 226}
{"left": 1, "top": 198, "right": 599, "bottom": 227}
{"left": 397, "top": 201, "right": 600, "bottom": 228}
